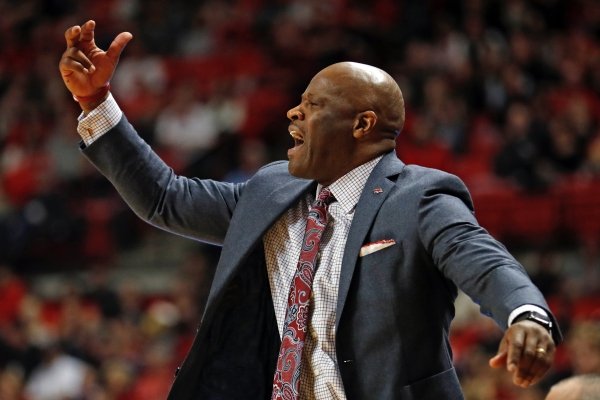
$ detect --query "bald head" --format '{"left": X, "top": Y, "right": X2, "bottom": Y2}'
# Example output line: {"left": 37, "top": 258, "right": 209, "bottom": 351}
{"left": 316, "top": 62, "right": 405, "bottom": 138}
{"left": 546, "top": 375, "right": 600, "bottom": 400}
{"left": 285, "top": 61, "right": 405, "bottom": 184}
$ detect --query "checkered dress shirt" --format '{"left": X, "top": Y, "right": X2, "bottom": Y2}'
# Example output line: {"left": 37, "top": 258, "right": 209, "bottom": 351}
{"left": 263, "top": 157, "right": 381, "bottom": 400}
{"left": 77, "top": 93, "right": 122, "bottom": 145}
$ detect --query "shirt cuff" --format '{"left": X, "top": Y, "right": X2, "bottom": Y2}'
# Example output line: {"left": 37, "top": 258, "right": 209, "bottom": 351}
{"left": 508, "top": 304, "right": 549, "bottom": 326}
{"left": 77, "top": 93, "right": 122, "bottom": 146}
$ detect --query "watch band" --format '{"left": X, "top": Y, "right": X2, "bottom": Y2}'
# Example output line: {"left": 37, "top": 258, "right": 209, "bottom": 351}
{"left": 515, "top": 310, "right": 553, "bottom": 333}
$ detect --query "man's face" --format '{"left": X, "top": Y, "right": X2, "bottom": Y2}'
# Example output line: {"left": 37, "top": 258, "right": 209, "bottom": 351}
{"left": 286, "top": 69, "right": 357, "bottom": 185}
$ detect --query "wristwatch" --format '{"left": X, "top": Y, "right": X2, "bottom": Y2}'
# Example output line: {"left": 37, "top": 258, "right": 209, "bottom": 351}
{"left": 514, "top": 310, "right": 553, "bottom": 334}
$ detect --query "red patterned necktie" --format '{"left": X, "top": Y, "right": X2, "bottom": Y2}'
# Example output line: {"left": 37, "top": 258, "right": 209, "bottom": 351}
{"left": 272, "top": 187, "right": 334, "bottom": 400}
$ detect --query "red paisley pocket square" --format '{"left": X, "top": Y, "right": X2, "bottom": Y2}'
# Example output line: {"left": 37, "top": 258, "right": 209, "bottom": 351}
{"left": 359, "top": 239, "right": 396, "bottom": 257}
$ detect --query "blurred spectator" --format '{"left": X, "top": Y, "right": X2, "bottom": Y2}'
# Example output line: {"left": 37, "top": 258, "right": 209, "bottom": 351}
{"left": 0, "top": 366, "right": 26, "bottom": 400}
{"left": 542, "top": 117, "right": 588, "bottom": 176}
{"left": 111, "top": 40, "right": 167, "bottom": 105}
{"left": 566, "top": 320, "right": 600, "bottom": 376}
{"left": 421, "top": 73, "right": 470, "bottom": 153}
{"left": 0, "top": 265, "right": 27, "bottom": 327}
{"left": 87, "top": 265, "right": 122, "bottom": 320}
{"left": 223, "top": 139, "right": 269, "bottom": 183}
{"left": 23, "top": 343, "right": 91, "bottom": 400}
{"left": 545, "top": 373, "right": 600, "bottom": 400}
{"left": 207, "top": 80, "right": 246, "bottom": 137}
{"left": 154, "top": 81, "right": 220, "bottom": 170}
{"left": 530, "top": 250, "right": 562, "bottom": 299}
{"left": 111, "top": 38, "right": 167, "bottom": 137}
{"left": 581, "top": 132, "right": 600, "bottom": 177}
{"left": 177, "top": 0, "right": 247, "bottom": 56}
{"left": 396, "top": 113, "right": 452, "bottom": 171}
{"left": 493, "top": 99, "right": 548, "bottom": 191}
{"left": 127, "top": 339, "right": 175, "bottom": 400}
{"left": 98, "top": 358, "right": 136, "bottom": 400}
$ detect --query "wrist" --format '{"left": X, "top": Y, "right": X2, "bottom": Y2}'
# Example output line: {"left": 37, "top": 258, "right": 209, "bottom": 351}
{"left": 73, "top": 84, "right": 111, "bottom": 112}
{"left": 514, "top": 310, "right": 554, "bottom": 339}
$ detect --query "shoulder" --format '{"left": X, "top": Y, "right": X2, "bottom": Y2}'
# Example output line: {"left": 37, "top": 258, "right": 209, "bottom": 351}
{"left": 244, "top": 160, "right": 308, "bottom": 190}
{"left": 254, "top": 160, "right": 290, "bottom": 176}
{"left": 376, "top": 152, "right": 467, "bottom": 192}
{"left": 250, "top": 160, "right": 292, "bottom": 183}
{"left": 399, "top": 164, "right": 469, "bottom": 194}
{"left": 387, "top": 163, "right": 474, "bottom": 215}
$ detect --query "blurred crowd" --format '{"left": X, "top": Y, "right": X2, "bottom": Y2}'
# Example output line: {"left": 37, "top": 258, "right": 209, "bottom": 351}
{"left": 0, "top": 0, "right": 599, "bottom": 399}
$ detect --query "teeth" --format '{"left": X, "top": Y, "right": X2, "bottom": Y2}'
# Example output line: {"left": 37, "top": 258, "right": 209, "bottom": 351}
{"left": 289, "top": 130, "right": 302, "bottom": 141}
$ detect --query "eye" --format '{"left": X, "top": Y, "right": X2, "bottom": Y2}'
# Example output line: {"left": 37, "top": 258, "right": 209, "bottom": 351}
{"left": 301, "top": 95, "right": 319, "bottom": 108}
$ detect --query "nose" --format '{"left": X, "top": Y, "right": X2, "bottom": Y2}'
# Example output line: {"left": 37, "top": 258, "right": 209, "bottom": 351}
{"left": 287, "top": 106, "right": 303, "bottom": 121}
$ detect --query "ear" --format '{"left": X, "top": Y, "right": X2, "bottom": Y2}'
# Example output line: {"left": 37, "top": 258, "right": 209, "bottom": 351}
{"left": 352, "top": 111, "right": 377, "bottom": 139}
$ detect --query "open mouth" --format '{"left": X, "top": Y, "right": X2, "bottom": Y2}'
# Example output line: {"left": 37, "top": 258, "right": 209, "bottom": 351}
{"left": 289, "top": 129, "right": 304, "bottom": 147}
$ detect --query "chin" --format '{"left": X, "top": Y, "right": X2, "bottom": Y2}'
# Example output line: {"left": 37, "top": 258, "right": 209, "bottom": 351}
{"left": 288, "top": 164, "right": 310, "bottom": 180}
{"left": 287, "top": 163, "right": 301, "bottom": 177}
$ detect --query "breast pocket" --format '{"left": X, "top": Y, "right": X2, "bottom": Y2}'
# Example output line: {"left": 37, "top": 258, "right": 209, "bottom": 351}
{"left": 355, "top": 240, "right": 404, "bottom": 293}
{"left": 358, "top": 239, "right": 402, "bottom": 266}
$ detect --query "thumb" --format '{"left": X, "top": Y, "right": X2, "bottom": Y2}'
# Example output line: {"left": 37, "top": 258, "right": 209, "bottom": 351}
{"left": 106, "top": 32, "right": 133, "bottom": 62}
{"left": 489, "top": 339, "right": 508, "bottom": 369}
{"left": 489, "top": 350, "right": 507, "bottom": 369}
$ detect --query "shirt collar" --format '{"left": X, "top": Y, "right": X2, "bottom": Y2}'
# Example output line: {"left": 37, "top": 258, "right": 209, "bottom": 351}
{"left": 316, "top": 155, "right": 383, "bottom": 214}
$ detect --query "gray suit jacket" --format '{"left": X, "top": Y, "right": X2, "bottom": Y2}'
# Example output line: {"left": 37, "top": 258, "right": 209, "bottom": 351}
{"left": 82, "top": 116, "right": 560, "bottom": 399}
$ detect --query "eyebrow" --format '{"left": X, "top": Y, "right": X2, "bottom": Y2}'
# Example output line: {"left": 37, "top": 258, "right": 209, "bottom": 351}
{"left": 301, "top": 93, "right": 324, "bottom": 103}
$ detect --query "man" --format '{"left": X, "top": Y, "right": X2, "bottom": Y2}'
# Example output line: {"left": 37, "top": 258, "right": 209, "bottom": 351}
{"left": 59, "top": 20, "right": 561, "bottom": 400}
{"left": 545, "top": 374, "right": 600, "bottom": 400}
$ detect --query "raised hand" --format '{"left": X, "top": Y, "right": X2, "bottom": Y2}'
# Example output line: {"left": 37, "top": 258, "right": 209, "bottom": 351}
{"left": 489, "top": 320, "right": 555, "bottom": 388}
{"left": 59, "top": 20, "right": 132, "bottom": 109}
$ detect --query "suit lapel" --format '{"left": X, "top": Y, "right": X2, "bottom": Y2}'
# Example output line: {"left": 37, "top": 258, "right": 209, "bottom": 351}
{"left": 207, "top": 174, "right": 315, "bottom": 307}
{"left": 335, "top": 152, "right": 405, "bottom": 329}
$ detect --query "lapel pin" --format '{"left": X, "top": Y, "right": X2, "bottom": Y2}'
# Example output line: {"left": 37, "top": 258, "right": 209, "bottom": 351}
{"left": 373, "top": 187, "right": 383, "bottom": 194}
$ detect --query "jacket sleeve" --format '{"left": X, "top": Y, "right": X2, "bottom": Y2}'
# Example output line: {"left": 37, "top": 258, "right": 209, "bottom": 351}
{"left": 416, "top": 172, "right": 555, "bottom": 333}
{"left": 81, "top": 115, "right": 245, "bottom": 245}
